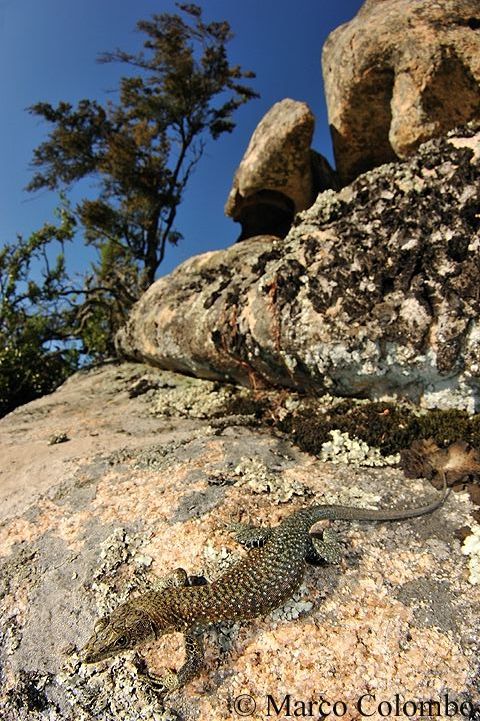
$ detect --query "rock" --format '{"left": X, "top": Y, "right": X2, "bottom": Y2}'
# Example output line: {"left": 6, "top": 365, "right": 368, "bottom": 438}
{"left": 225, "top": 98, "right": 336, "bottom": 240}
{"left": 1, "top": 362, "right": 479, "bottom": 719}
{"left": 322, "top": 0, "right": 480, "bottom": 184}
{"left": 117, "top": 125, "right": 480, "bottom": 412}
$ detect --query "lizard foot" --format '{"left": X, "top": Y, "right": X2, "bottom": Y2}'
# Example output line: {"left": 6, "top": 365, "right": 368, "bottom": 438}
{"left": 137, "top": 567, "right": 207, "bottom": 594}
{"left": 136, "top": 661, "right": 180, "bottom": 695}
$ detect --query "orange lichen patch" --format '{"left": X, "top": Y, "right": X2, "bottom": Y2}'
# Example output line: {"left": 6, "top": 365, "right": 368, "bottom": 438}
{"left": 54, "top": 509, "right": 92, "bottom": 550}
{"left": 92, "top": 468, "right": 177, "bottom": 525}
{"left": 214, "top": 491, "right": 278, "bottom": 528}
{"left": 355, "top": 546, "right": 430, "bottom": 585}
{"left": 189, "top": 438, "right": 226, "bottom": 468}
{"left": 349, "top": 530, "right": 462, "bottom": 589}
{"left": 283, "top": 461, "right": 327, "bottom": 493}
{"left": 141, "top": 631, "right": 185, "bottom": 677}
{"left": 0, "top": 499, "right": 98, "bottom": 556}
{"left": 0, "top": 497, "right": 92, "bottom": 557}
{"left": 0, "top": 517, "right": 41, "bottom": 558}
{"left": 400, "top": 627, "right": 469, "bottom": 691}
{"left": 219, "top": 475, "right": 310, "bottom": 527}
{"left": 93, "top": 444, "right": 227, "bottom": 526}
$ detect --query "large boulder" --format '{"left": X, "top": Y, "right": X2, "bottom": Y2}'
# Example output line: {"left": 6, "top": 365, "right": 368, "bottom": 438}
{"left": 117, "top": 125, "right": 480, "bottom": 412}
{"left": 225, "top": 99, "right": 336, "bottom": 240}
{"left": 0, "top": 363, "right": 479, "bottom": 720}
{"left": 322, "top": 0, "right": 480, "bottom": 184}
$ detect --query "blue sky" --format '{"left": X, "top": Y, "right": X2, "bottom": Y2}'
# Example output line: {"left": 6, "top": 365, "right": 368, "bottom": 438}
{"left": 0, "top": 0, "right": 363, "bottom": 278}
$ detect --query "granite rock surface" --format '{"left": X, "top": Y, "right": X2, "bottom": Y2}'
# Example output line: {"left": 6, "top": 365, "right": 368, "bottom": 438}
{"left": 0, "top": 363, "right": 479, "bottom": 720}
{"left": 225, "top": 98, "right": 336, "bottom": 240}
{"left": 322, "top": 0, "right": 480, "bottom": 184}
{"left": 117, "top": 126, "right": 480, "bottom": 412}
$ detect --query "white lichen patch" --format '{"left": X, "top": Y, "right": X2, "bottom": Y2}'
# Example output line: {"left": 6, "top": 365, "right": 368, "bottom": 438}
{"left": 269, "top": 584, "right": 313, "bottom": 623}
{"left": 202, "top": 539, "right": 238, "bottom": 577}
{"left": 62, "top": 654, "right": 167, "bottom": 721}
{"left": 96, "top": 528, "right": 131, "bottom": 571}
{"left": 206, "top": 621, "right": 242, "bottom": 655}
{"left": 320, "top": 429, "right": 400, "bottom": 467}
{"left": 461, "top": 524, "right": 480, "bottom": 584}
{"left": 233, "top": 457, "right": 309, "bottom": 502}
{"left": 150, "top": 375, "right": 246, "bottom": 419}
{"left": 88, "top": 528, "right": 151, "bottom": 616}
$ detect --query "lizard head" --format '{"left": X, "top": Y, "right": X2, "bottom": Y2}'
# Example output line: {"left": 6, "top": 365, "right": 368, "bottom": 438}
{"left": 79, "top": 604, "right": 156, "bottom": 664}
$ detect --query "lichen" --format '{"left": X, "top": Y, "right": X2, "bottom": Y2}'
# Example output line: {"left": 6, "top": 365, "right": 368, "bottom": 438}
{"left": 232, "top": 457, "right": 310, "bottom": 503}
{"left": 202, "top": 540, "right": 236, "bottom": 577}
{"left": 461, "top": 524, "right": 480, "bottom": 585}
{"left": 269, "top": 584, "right": 313, "bottom": 622}
{"left": 151, "top": 378, "right": 237, "bottom": 419}
{"left": 147, "top": 371, "right": 267, "bottom": 421}
{"left": 320, "top": 429, "right": 400, "bottom": 467}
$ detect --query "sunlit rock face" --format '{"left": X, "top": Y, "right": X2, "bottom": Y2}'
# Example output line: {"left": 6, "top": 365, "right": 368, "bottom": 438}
{"left": 117, "top": 125, "right": 480, "bottom": 412}
{"left": 224, "top": 98, "right": 336, "bottom": 240}
{"left": 322, "top": 0, "right": 480, "bottom": 185}
{"left": 1, "top": 362, "right": 478, "bottom": 718}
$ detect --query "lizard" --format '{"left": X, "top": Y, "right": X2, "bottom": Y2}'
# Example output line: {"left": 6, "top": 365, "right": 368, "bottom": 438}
{"left": 79, "top": 475, "right": 448, "bottom": 693}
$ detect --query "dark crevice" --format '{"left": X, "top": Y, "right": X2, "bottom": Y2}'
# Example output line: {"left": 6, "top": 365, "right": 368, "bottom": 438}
{"left": 466, "top": 17, "right": 480, "bottom": 30}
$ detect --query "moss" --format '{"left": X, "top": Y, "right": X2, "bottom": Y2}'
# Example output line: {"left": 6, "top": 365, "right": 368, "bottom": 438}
{"left": 277, "top": 408, "right": 332, "bottom": 456}
{"left": 277, "top": 401, "right": 480, "bottom": 458}
{"left": 222, "top": 394, "right": 269, "bottom": 418}
{"left": 134, "top": 365, "right": 479, "bottom": 460}
{"left": 410, "top": 408, "right": 480, "bottom": 448}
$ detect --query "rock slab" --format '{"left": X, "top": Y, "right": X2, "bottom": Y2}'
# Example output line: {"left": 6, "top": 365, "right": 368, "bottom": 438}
{"left": 322, "top": 0, "right": 480, "bottom": 184}
{"left": 225, "top": 98, "right": 336, "bottom": 239}
{"left": 117, "top": 126, "right": 480, "bottom": 412}
{"left": 0, "top": 363, "right": 479, "bottom": 719}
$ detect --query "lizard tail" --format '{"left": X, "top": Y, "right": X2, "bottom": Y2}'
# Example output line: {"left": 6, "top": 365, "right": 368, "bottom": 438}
{"left": 308, "top": 472, "right": 448, "bottom": 533}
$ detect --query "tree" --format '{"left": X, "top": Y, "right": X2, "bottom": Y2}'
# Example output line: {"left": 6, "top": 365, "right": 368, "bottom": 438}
{"left": 0, "top": 197, "right": 145, "bottom": 417}
{"left": 0, "top": 4, "right": 257, "bottom": 416}
{"left": 0, "top": 207, "right": 80, "bottom": 416}
{"left": 27, "top": 3, "right": 258, "bottom": 292}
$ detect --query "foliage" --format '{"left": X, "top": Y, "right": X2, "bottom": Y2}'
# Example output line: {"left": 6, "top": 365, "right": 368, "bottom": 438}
{"left": 0, "top": 4, "right": 257, "bottom": 417}
{"left": 0, "top": 207, "right": 80, "bottom": 417}
{"left": 27, "top": 2, "right": 258, "bottom": 289}
{"left": 0, "top": 198, "right": 146, "bottom": 416}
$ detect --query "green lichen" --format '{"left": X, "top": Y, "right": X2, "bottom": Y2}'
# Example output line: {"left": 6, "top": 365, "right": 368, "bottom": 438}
{"left": 232, "top": 457, "right": 310, "bottom": 503}
{"left": 149, "top": 372, "right": 267, "bottom": 421}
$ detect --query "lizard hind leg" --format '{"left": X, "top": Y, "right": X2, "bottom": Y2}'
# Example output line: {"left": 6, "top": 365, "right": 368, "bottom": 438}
{"left": 307, "top": 529, "right": 343, "bottom": 565}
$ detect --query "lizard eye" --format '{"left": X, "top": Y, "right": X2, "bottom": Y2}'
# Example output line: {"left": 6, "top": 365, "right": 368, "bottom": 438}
{"left": 115, "top": 635, "right": 129, "bottom": 649}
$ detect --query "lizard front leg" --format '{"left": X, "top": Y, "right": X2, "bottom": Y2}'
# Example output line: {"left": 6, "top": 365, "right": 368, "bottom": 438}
{"left": 137, "top": 567, "right": 207, "bottom": 594}
{"left": 139, "top": 630, "right": 205, "bottom": 694}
